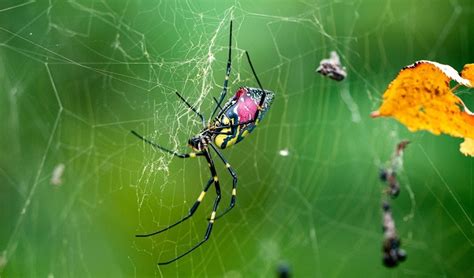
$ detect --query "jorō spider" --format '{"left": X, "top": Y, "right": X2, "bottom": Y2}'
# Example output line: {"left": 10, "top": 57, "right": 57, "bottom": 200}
{"left": 132, "top": 21, "right": 275, "bottom": 265}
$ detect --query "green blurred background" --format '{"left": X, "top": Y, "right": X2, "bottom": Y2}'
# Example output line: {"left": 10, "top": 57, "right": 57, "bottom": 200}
{"left": 1, "top": 0, "right": 473, "bottom": 277}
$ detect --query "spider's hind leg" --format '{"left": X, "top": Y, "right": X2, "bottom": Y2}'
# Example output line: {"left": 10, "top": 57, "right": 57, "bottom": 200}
{"left": 209, "top": 144, "right": 237, "bottom": 220}
{"left": 135, "top": 176, "right": 214, "bottom": 238}
{"left": 157, "top": 150, "right": 223, "bottom": 265}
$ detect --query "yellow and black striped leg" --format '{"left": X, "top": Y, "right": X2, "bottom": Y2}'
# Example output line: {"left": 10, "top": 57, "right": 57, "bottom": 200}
{"left": 158, "top": 151, "right": 222, "bottom": 265}
{"left": 131, "top": 130, "right": 203, "bottom": 158}
{"left": 210, "top": 144, "right": 237, "bottom": 220}
{"left": 136, "top": 176, "right": 214, "bottom": 238}
{"left": 158, "top": 186, "right": 221, "bottom": 265}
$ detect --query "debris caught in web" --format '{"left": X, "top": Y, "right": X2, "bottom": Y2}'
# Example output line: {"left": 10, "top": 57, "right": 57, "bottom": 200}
{"left": 316, "top": 51, "right": 347, "bottom": 81}
{"left": 379, "top": 140, "right": 410, "bottom": 268}
{"left": 371, "top": 60, "right": 474, "bottom": 156}
{"left": 381, "top": 202, "right": 407, "bottom": 268}
{"left": 279, "top": 148, "right": 290, "bottom": 157}
{"left": 50, "top": 163, "right": 65, "bottom": 186}
{"left": 379, "top": 140, "right": 409, "bottom": 198}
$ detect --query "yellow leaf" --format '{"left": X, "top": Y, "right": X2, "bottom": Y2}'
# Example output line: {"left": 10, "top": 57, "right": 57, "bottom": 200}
{"left": 372, "top": 60, "right": 474, "bottom": 156}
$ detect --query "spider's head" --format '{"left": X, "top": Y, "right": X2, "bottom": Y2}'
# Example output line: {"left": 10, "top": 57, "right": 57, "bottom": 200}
{"left": 188, "top": 132, "right": 211, "bottom": 151}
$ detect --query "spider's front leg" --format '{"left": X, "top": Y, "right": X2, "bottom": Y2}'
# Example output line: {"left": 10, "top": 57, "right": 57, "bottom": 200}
{"left": 211, "top": 20, "right": 233, "bottom": 119}
{"left": 131, "top": 130, "right": 204, "bottom": 158}
{"left": 245, "top": 51, "right": 268, "bottom": 121}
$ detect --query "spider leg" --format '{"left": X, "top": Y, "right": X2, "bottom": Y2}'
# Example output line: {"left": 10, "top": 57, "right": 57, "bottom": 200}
{"left": 245, "top": 51, "right": 267, "bottom": 120}
{"left": 210, "top": 20, "right": 233, "bottom": 120}
{"left": 131, "top": 130, "right": 204, "bottom": 158}
{"left": 175, "top": 91, "right": 206, "bottom": 127}
{"left": 136, "top": 176, "right": 214, "bottom": 237}
{"left": 212, "top": 96, "right": 232, "bottom": 125}
{"left": 157, "top": 150, "right": 222, "bottom": 265}
{"left": 209, "top": 144, "right": 237, "bottom": 220}
{"left": 213, "top": 96, "right": 225, "bottom": 112}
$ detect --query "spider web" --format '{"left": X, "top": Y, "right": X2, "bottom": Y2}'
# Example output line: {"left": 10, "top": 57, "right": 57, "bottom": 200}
{"left": 0, "top": 0, "right": 473, "bottom": 277}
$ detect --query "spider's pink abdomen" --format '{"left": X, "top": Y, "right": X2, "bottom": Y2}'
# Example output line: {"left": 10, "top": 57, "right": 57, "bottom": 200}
{"left": 236, "top": 88, "right": 259, "bottom": 122}
{"left": 214, "top": 87, "right": 274, "bottom": 149}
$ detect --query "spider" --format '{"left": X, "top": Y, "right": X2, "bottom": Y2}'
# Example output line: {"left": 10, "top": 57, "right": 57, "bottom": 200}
{"left": 131, "top": 21, "right": 275, "bottom": 265}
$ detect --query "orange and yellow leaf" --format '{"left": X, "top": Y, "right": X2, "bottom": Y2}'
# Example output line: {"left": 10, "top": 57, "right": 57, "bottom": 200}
{"left": 371, "top": 60, "right": 474, "bottom": 156}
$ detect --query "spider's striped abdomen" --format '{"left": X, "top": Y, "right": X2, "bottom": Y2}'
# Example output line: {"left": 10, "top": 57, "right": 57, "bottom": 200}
{"left": 214, "top": 87, "right": 274, "bottom": 149}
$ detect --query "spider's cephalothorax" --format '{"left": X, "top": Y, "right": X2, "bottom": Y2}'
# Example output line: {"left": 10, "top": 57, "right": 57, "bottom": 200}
{"left": 188, "top": 131, "right": 212, "bottom": 151}
{"left": 132, "top": 21, "right": 274, "bottom": 265}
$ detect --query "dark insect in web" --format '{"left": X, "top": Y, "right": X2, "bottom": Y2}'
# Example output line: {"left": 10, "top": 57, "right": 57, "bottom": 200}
{"left": 131, "top": 21, "right": 275, "bottom": 265}
{"left": 316, "top": 51, "right": 347, "bottom": 81}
